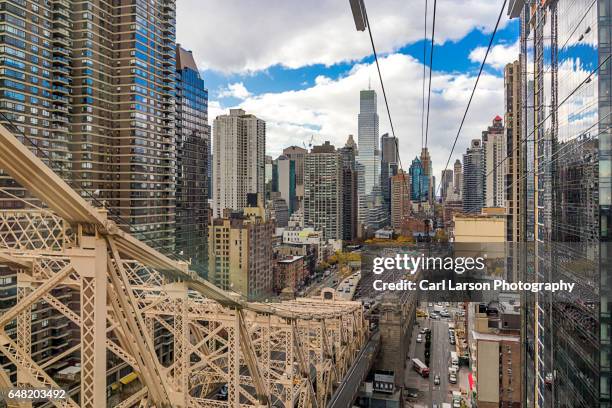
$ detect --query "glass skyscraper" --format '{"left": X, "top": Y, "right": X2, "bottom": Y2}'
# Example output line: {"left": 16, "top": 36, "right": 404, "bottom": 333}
{"left": 510, "top": 0, "right": 612, "bottom": 406}
{"left": 175, "top": 46, "right": 209, "bottom": 278}
{"left": 409, "top": 156, "right": 428, "bottom": 202}
{"left": 356, "top": 89, "right": 385, "bottom": 229}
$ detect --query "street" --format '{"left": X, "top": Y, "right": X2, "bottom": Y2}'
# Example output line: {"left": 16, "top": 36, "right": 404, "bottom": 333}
{"left": 405, "top": 302, "right": 468, "bottom": 407}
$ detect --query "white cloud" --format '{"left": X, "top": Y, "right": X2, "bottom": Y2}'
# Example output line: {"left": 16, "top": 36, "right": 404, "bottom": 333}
{"left": 218, "top": 82, "right": 251, "bottom": 99}
{"left": 211, "top": 53, "right": 505, "bottom": 181}
{"left": 469, "top": 40, "right": 520, "bottom": 69}
{"left": 177, "top": 0, "right": 510, "bottom": 73}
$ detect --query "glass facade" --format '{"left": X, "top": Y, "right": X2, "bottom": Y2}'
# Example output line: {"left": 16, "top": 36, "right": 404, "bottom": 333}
{"left": 409, "top": 156, "right": 427, "bottom": 202}
{"left": 515, "top": 0, "right": 612, "bottom": 406}
{"left": 357, "top": 89, "right": 383, "bottom": 228}
{"left": 175, "top": 46, "right": 209, "bottom": 278}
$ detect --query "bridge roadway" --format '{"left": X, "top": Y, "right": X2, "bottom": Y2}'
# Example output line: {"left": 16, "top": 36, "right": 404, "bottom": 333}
{"left": 327, "top": 330, "right": 381, "bottom": 408}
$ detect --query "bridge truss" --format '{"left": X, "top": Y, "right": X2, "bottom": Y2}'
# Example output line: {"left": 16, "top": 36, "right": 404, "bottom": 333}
{"left": 0, "top": 123, "right": 367, "bottom": 408}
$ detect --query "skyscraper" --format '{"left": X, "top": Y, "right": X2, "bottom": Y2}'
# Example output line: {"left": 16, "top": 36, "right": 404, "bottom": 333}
{"left": 0, "top": 0, "right": 178, "bottom": 383}
{"left": 0, "top": 0, "right": 178, "bottom": 251}
{"left": 282, "top": 146, "right": 307, "bottom": 210}
{"left": 505, "top": 60, "right": 522, "bottom": 243}
{"left": 453, "top": 159, "right": 463, "bottom": 197}
{"left": 510, "top": 0, "right": 611, "bottom": 406}
{"left": 380, "top": 133, "right": 399, "bottom": 220}
{"left": 483, "top": 116, "right": 506, "bottom": 208}
{"left": 391, "top": 170, "right": 410, "bottom": 230}
{"left": 462, "top": 139, "right": 484, "bottom": 214}
{"left": 409, "top": 157, "right": 427, "bottom": 202}
{"left": 419, "top": 147, "right": 433, "bottom": 203}
{"left": 275, "top": 155, "right": 296, "bottom": 215}
{"left": 339, "top": 136, "right": 358, "bottom": 241}
{"left": 356, "top": 89, "right": 383, "bottom": 229}
{"left": 212, "top": 109, "right": 265, "bottom": 218}
{"left": 175, "top": 46, "right": 209, "bottom": 277}
{"left": 303, "top": 141, "right": 343, "bottom": 241}
{"left": 440, "top": 169, "right": 453, "bottom": 202}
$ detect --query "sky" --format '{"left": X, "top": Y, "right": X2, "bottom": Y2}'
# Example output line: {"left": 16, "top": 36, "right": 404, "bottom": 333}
{"left": 176, "top": 0, "right": 520, "bottom": 182}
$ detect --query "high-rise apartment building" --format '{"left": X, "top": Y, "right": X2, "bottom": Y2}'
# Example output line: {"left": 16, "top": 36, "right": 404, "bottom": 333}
{"left": 0, "top": 0, "right": 178, "bottom": 250}
{"left": 380, "top": 133, "right": 398, "bottom": 219}
{"left": 440, "top": 169, "right": 453, "bottom": 202}
{"left": 356, "top": 89, "right": 383, "bottom": 228}
{"left": 505, "top": 60, "right": 522, "bottom": 243}
{"left": 208, "top": 200, "right": 273, "bottom": 300}
{"left": 282, "top": 145, "right": 307, "bottom": 210}
{"left": 0, "top": 0, "right": 178, "bottom": 385}
{"left": 275, "top": 155, "right": 296, "bottom": 215}
{"left": 303, "top": 141, "right": 343, "bottom": 241}
{"left": 175, "top": 46, "right": 209, "bottom": 277}
{"left": 212, "top": 109, "right": 265, "bottom": 218}
{"left": 462, "top": 139, "right": 484, "bottom": 214}
{"left": 510, "top": 0, "right": 612, "bottom": 406}
{"left": 390, "top": 170, "right": 410, "bottom": 230}
{"left": 483, "top": 116, "right": 506, "bottom": 208}
{"left": 339, "top": 136, "right": 358, "bottom": 241}
{"left": 264, "top": 154, "right": 273, "bottom": 200}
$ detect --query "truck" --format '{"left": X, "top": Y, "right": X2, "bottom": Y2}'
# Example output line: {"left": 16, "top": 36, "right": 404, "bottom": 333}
{"left": 411, "top": 358, "right": 430, "bottom": 378}
{"left": 450, "top": 351, "right": 459, "bottom": 367}
{"left": 452, "top": 391, "right": 462, "bottom": 408}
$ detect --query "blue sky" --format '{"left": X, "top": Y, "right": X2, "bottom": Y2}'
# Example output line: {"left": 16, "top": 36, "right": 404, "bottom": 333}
{"left": 177, "top": 0, "right": 520, "bottom": 179}
{"left": 204, "top": 21, "right": 519, "bottom": 104}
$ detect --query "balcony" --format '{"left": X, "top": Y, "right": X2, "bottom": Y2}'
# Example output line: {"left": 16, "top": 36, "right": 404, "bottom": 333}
{"left": 52, "top": 47, "right": 70, "bottom": 56}
{"left": 52, "top": 124, "right": 69, "bottom": 133}
{"left": 53, "top": 0, "right": 70, "bottom": 9}
{"left": 53, "top": 17, "right": 70, "bottom": 29}
{"left": 53, "top": 8, "right": 70, "bottom": 19}
{"left": 53, "top": 27, "right": 70, "bottom": 38}
{"left": 52, "top": 75, "right": 70, "bottom": 85}
{"left": 53, "top": 56, "right": 70, "bottom": 66}
{"left": 52, "top": 104, "right": 69, "bottom": 113}
{"left": 53, "top": 65, "right": 70, "bottom": 75}
{"left": 51, "top": 114, "right": 69, "bottom": 124}
{"left": 52, "top": 36, "right": 70, "bottom": 47}
{"left": 52, "top": 95, "right": 69, "bottom": 104}
{"left": 52, "top": 85, "right": 70, "bottom": 95}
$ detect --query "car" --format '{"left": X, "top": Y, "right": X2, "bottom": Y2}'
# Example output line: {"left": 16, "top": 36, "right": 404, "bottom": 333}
{"left": 450, "top": 338, "right": 456, "bottom": 345}
{"left": 420, "top": 327, "right": 431, "bottom": 334}
{"left": 428, "top": 302, "right": 434, "bottom": 307}
{"left": 449, "top": 374, "right": 457, "bottom": 384}
{"left": 405, "top": 389, "right": 419, "bottom": 399}
{"left": 453, "top": 400, "right": 461, "bottom": 408}
{"left": 416, "top": 334, "right": 423, "bottom": 343}
{"left": 434, "top": 374, "right": 440, "bottom": 385}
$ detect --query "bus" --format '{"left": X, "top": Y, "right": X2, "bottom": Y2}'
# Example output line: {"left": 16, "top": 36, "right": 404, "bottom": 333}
{"left": 411, "top": 358, "right": 430, "bottom": 378}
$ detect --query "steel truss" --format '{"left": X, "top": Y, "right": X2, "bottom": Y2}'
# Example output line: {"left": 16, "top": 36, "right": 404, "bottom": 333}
{"left": 0, "top": 124, "right": 367, "bottom": 408}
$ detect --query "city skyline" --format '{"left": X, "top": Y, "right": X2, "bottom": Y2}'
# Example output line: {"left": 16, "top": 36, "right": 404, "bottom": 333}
{"left": 177, "top": 0, "right": 516, "bottom": 180}
{"left": 0, "top": 1, "right": 608, "bottom": 407}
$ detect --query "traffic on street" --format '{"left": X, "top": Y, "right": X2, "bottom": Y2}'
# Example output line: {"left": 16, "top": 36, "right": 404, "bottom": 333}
{"left": 404, "top": 301, "right": 470, "bottom": 408}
